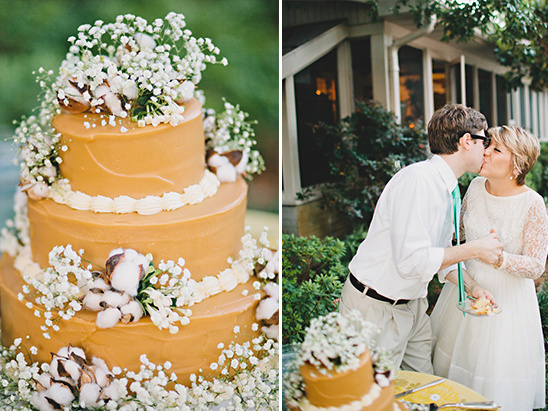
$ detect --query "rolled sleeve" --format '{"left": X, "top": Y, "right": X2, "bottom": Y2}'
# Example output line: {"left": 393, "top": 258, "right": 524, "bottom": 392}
{"left": 389, "top": 176, "right": 448, "bottom": 282}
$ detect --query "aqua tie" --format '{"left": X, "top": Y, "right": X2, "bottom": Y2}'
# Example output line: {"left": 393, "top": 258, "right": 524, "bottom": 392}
{"left": 452, "top": 185, "right": 465, "bottom": 312}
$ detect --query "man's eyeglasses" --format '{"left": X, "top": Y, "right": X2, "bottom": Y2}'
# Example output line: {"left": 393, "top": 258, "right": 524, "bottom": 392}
{"left": 468, "top": 133, "right": 491, "bottom": 148}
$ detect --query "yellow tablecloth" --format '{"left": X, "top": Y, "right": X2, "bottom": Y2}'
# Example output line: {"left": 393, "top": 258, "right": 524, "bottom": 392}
{"left": 395, "top": 371, "right": 499, "bottom": 410}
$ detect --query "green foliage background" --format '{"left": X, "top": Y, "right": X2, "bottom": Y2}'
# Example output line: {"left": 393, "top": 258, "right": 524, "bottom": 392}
{"left": 0, "top": 0, "right": 279, "bottom": 211}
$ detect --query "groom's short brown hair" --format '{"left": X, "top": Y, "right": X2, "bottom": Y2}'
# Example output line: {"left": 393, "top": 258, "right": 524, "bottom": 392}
{"left": 428, "top": 104, "right": 488, "bottom": 155}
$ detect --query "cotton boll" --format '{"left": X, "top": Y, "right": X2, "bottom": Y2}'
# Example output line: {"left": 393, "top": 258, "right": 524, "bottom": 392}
{"left": 94, "top": 366, "right": 114, "bottom": 388}
{"left": 109, "top": 260, "right": 142, "bottom": 296}
{"left": 83, "top": 292, "right": 104, "bottom": 311}
{"left": 262, "top": 283, "right": 279, "bottom": 300}
{"left": 175, "top": 81, "right": 195, "bottom": 103}
{"left": 134, "top": 33, "right": 156, "bottom": 50}
{"left": 46, "top": 382, "right": 75, "bottom": 406}
{"left": 50, "top": 354, "right": 68, "bottom": 379}
{"left": 120, "top": 300, "right": 144, "bottom": 324}
{"left": 55, "top": 347, "right": 70, "bottom": 358}
{"left": 215, "top": 164, "right": 237, "bottom": 183}
{"left": 94, "top": 85, "right": 111, "bottom": 99}
{"left": 207, "top": 153, "right": 228, "bottom": 169}
{"left": 234, "top": 151, "right": 249, "bottom": 175}
{"left": 103, "top": 91, "right": 125, "bottom": 117}
{"left": 265, "top": 250, "right": 279, "bottom": 274}
{"left": 262, "top": 324, "right": 279, "bottom": 340}
{"left": 34, "top": 372, "right": 52, "bottom": 391}
{"left": 68, "top": 346, "right": 86, "bottom": 361}
{"left": 62, "top": 359, "right": 82, "bottom": 381}
{"left": 90, "top": 278, "right": 109, "bottom": 291}
{"left": 109, "top": 248, "right": 124, "bottom": 258}
{"left": 256, "top": 297, "right": 279, "bottom": 321}
{"left": 31, "top": 391, "right": 56, "bottom": 411}
{"left": 102, "top": 291, "right": 131, "bottom": 308}
{"left": 96, "top": 307, "right": 122, "bottom": 329}
{"left": 80, "top": 383, "right": 102, "bottom": 406}
{"left": 121, "top": 80, "right": 138, "bottom": 100}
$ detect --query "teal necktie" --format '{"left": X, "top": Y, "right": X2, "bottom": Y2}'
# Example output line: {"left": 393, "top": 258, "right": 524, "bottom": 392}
{"left": 452, "top": 186, "right": 465, "bottom": 312}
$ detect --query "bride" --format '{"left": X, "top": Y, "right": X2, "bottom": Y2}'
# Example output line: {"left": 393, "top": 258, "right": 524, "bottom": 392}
{"left": 431, "top": 125, "right": 548, "bottom": 411}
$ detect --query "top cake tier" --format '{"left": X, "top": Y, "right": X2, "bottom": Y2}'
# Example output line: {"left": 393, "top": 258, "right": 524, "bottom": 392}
{"left": 52, "top": 98, "right": 205, "bottom": 199}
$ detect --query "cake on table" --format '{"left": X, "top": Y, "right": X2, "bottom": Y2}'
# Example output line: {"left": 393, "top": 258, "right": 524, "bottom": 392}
{"left": 0, "top": 13, "right": 278, "bottom": 410}
{"left": 284, "top": 311, "right": 407, "bottom": 411}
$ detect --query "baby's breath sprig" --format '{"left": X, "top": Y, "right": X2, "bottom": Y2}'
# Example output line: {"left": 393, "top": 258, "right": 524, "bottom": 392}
{"left": 0, "top": 337, "right": 278, "bottom": 410}
{"left": 204, "top": 100, "right": 265, "bottom": 181}
{"left": 19, "top": 245, "right": 93, "bottom": 339}
{"left": 53, "top": 12, "right": 227, "bottom": 127}
{"left": 136, "top": 257, "right": 196, "bottom": 334}
{"left": 298, "top": 310, "right": 379, "bottom": 374}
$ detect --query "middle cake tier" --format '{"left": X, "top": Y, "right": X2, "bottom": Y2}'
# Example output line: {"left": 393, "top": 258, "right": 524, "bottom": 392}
{"left": 28, "top": 179, "right": 247, "bottom": 281}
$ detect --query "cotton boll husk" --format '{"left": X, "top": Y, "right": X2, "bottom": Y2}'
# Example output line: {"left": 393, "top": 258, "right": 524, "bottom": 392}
{"left": 96, "top": 307, "right": 122, "bottom": 328}
{"left": 49, "top": 355, "right": 67, "bottom": 379}
{"left": 83, "top": 292, "right": 104, "bottom": 311}
{"left": 80, "top": 383, "right": 102, "bottom": 406}
{"left": 68, "top": 346, "right": 86, "bottom": 361}
{"left": 262, "top": 324, "right": 279, "bottom": 340}
{"left": 262, "top": 282, "right": 279, "bottom": 300}
{"left": 102, "top": 290, "right": 131, "bottom": 308}
{"left": 31, "top": 391, "right": 56, "bottom": 411}
{"left": 234, "top": 151, "right": 249, "bottom": 175}
{"left": 120, "top": 300, "right": 144, "bottom": 323}
{"left": 35, "top": 372, "right": 52, "bottom": 391}
{"left": 256, "top": 297, "right": 278, "bottom": 321}
{"left": 47, "top": 383, "right": 75, "bottom": 406}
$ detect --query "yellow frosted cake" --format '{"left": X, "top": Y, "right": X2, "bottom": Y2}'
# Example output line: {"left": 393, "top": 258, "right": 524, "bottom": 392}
{"left": 0, "top": 13, "right": 278, "bottom": 410}
{"left": 285, "top": 311, "right": 407, "bottom": 411}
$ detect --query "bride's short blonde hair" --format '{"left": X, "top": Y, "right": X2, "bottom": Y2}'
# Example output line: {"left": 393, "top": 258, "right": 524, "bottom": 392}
{"left": 487, "top": 125, "right": 540, "bottom": 186}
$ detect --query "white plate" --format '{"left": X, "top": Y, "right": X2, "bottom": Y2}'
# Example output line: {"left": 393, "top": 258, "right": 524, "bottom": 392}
{"left": 456, "top": 300, "right": 502, "bottom": 317}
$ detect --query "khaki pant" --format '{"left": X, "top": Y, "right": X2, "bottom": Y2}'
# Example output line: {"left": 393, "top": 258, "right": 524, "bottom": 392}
{"left": 339, "top": 276, "right": 434, "bottom": 374}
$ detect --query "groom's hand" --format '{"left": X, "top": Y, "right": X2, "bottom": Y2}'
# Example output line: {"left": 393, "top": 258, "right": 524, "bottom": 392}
{"left": 471, "top": 231, "right": 503, "bottom": 265}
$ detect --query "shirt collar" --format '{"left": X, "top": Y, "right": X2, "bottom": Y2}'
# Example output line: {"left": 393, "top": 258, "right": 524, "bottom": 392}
{"left": 430, "top": 155, "right": 458, "bottom": 194}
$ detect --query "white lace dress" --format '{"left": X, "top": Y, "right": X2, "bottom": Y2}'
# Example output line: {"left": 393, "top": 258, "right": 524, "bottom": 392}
{"left": 431, "top": 177, "right": 548, "bottom": 411}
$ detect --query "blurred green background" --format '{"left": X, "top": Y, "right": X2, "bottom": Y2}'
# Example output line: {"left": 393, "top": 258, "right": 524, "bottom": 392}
{"left": 0, "top": 0, "right": 279, "bottom": 226}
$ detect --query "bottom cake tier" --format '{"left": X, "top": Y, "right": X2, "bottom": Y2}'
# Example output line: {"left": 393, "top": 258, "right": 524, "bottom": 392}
{"left": 0, "top": 254, "right": 262, "bottom": 385}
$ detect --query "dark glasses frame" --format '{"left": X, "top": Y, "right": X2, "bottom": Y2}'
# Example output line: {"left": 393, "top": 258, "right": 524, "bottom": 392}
{"left": 467, "top": 133, "right": 491, "bottom": 148}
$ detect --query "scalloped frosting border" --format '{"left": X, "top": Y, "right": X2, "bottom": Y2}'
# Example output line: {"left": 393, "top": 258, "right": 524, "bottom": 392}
{"left": 297, "top": 383, "right": 383, "bottom": 411}
{"left": 47, "top": 170, "right": 221, "bottom": 215}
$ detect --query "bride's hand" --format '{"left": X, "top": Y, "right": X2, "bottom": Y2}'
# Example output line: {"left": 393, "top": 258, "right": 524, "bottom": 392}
{"left": 469, "top": 284, "right": 498, "bottom": 307}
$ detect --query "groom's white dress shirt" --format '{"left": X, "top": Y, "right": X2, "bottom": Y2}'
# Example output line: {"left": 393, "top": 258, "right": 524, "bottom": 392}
{"left": 348, "top": 155, "right": 459, "bottom": 300}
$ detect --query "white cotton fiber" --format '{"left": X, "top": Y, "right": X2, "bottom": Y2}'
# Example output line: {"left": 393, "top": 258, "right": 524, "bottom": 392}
{"left": 120, "top": 300, "right": 144, "bottom": 323}
{"left": 102, "top": 291, "right": 130, "bottom": 308}
{"left": 262, "top": 283, "right": 279, "bottom": 299}
{"left": 83, "top": 292, "right": 103, "bottom": 311}
{"left": 47, "top": 383, "right": 75, "bottom": 406}
{"left": 256, "top": 297, "right": 278, "bottom": 321}
{"left": 80, "top": 383, "right": 102, "bottom": 406}
{"left": 262, "top": 324, "right": 279, "bottom": 340}
{"left": 96, "top": 307, "right": 122, "bottom": 329}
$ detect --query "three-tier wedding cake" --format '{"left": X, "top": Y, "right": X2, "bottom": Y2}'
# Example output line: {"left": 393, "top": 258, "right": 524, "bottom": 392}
{"left": 0, "top": 13, "right": 278, "bottom": 410}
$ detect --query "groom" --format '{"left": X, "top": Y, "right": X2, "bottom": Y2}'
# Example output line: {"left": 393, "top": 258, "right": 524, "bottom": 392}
{"left": 339, "top": 104, "right": 503, "bottom": 374}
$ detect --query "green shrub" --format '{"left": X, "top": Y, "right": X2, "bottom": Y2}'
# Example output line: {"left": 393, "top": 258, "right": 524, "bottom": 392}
{"left": 282, "top": 234, "right": 349, "bottom": 345}
{"left": 299, "top": 100, "right": 429, "bottom": 225}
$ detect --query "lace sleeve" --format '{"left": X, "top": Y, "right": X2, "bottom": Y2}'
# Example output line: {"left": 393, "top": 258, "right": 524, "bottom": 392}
{"left": 498, "top": 197, "right": 548, "bottom": 279}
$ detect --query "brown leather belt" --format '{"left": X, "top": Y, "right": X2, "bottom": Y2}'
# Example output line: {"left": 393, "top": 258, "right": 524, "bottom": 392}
{"left": 350, "top": 273, "right": 410, "bottom": 305}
